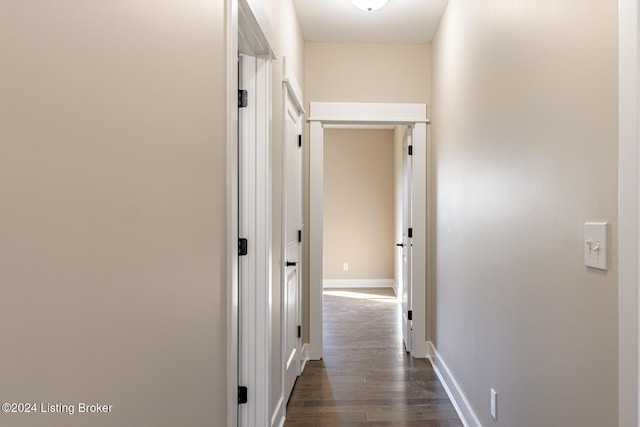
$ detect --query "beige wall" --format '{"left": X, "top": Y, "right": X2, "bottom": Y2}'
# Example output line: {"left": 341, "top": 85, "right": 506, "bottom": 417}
{"left": 305, "top": 42, "right": 431, "bottom": 103}
{"left": 0, "top": 0, "right": 304, "bottom": 424}
{"left": 263, "top": 0, "right": 305, "bottom": 417}
{"left": 431, "top": 0, "right": 618, "bottom": 426}
{"left": 323, "top": 129, "right": 395, "bottom": 281}
{"left": 0, "top": 1, "right": 227, "bottom": 426}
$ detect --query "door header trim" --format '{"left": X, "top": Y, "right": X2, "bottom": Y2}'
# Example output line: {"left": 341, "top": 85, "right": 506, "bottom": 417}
{"left": 309, "top": 102, "right": 428, "bottom": 124}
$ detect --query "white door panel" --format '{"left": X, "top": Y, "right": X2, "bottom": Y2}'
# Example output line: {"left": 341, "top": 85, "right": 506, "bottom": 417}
{"left": 284, "top": 265, "right": 298, "bottom": 402}
{"left": 283, "top": 90, "right": 303, "bottom": 403}
{"left": 402, "top": 127, "right": 413, "bottom": 354}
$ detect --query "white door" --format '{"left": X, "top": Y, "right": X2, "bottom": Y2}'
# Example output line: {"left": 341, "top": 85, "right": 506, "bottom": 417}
{"left": 283, "top": 90, "right": 303, "bottom": 402}
{"left": 401, "top": 127, "right": 413, "bottom": 353}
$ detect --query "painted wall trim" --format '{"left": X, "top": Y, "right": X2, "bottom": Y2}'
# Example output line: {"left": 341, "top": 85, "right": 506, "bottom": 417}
{"left": 323, "top": 279, "right": 396, "bottom": 288}
{"left": 242, "top": 0, "right": 275, "bottom": 56}
{"left": 324, "top": 124, "right": 396, "bottom": 130}
{"left": 226, "top": 0, "right": 239, "bottom": 426}
{"left": 300, "top": 343, "right": 310, "bottom": 373}
{"left": 309, "top": 102, "right": 428, "bottom": 124}
{"left": 283, "top": 56, "right": 305, "bottom": 115}
{"left": 309, "top": 119, "right": 324, "bottom": 360}
{"left": 427, "top": 342, "right": 482, "bottom": 427}
{"left": 618, "top": 0, "right": 640, "bottom": 425}
{"left": 238, "top": 54, "right": 272, "bottom": 427}
{"left": 270, "top": 396, "right": 284, "bottom": 427}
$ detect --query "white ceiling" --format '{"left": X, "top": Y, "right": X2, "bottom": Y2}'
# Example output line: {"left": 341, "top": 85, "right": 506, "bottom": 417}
{"left": 291, "top": 0, "right": 449, "bottom": 44}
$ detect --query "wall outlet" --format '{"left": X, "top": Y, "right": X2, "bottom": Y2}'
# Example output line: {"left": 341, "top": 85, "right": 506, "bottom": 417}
{"left": 490, "top": 388, "right": 498, "bottom": 420}
{"left": 343, "top": 263, "right": 349, "bottom": 271}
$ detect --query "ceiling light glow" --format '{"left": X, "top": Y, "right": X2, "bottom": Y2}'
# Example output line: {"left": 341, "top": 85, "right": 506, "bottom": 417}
{"left": 349, "top": 0, "right": 390, "bottom": 12}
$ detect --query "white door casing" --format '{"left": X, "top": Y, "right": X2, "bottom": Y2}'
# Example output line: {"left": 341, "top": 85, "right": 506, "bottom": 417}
{"left": 226, "top": 1, "right": 239, "bottom": 426}
{"left": 402, "top": 126, "right": 414, "bottom": 354}
{"left": 618, "top": 0, "right": 640, "bottom": 425}
{"left": 308, "top": 102, "right": 429, "bottom": 360}
{"left": 238, "top": 53, "right": 272, "bottom": 427}
{"left": 229, "top": 1, "right": 275, "bottom": 426}
{"left": 282, "top": 58, "right": 304, "bottom": 405}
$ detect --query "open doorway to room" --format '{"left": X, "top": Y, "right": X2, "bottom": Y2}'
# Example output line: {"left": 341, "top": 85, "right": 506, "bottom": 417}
{"left": 321, "top": 124, "right": 414, "bottom": 354}
{"left": 322, "top": 127, "right": 397, "bottom": 293}
{"left": 321, "top": 124, "right": 412, "bottom": 346}
{"left": 307, "top": 102, "right": 430, "bottom": 362}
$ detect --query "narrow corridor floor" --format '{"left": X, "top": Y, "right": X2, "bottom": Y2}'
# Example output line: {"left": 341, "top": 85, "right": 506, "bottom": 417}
{"left": 284, "top": 287, "right": 463, "bottom": 427}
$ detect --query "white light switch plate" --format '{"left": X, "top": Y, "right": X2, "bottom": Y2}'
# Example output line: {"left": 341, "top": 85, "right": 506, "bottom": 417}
{"left": 584, "top": 222, "right": 607, "bottom": 270}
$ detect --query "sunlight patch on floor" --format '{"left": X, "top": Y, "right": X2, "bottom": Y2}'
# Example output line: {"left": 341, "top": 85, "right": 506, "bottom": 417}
{"left": 323, "top": 289, "right": 398, "bottom": 303}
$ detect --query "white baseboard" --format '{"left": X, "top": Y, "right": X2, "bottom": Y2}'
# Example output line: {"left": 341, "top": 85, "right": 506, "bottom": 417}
{"left": 427, "top": 341, "right": 482, "bottom": 427}
{"left": 271, "top": 396, "right": 284, "bottom": 427}
{"left": 300, "top": 343, "right": 310, "bottom": 373}
{"left": 323, "top": 279, "right": 396, "bottom": 288}
{"left": 392, "top": 282, "right": 399, "bottom": 296}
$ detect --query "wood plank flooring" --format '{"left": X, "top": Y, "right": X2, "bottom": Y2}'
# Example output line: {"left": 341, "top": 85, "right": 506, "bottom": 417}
{"left": 284, "top": 288, "right": 463, "bottom": 427}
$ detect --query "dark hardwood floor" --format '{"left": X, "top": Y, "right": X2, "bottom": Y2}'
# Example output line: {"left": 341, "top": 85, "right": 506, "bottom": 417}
{"left": 284, "top": 288, "right": 463, "bottom": 427}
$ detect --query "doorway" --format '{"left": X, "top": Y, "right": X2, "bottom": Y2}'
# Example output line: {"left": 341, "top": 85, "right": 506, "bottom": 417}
{"left": 322, "top": 126, "right": 410, "bottom": 351}
{"left": 322, "top": 127, "right": 397, "bottom": 291}
{"left": 308, "top": 102, "right": 430, "bottom": 361}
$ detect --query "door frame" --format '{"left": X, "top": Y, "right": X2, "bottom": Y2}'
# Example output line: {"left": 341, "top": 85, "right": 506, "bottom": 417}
{"left": 227, "top": 0, "right": 274, "bottom": 426}
{"left": 238, "top": 53, "right": 271, "bottom": 427}
{"left": 308, "top": 102, "right": 430, "bottom": 360}
{"left": 618, "top": 0, "right": 639, "bottom": 425}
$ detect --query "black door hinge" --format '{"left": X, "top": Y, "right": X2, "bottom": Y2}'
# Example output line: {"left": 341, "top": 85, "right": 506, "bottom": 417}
{"left": 408, "top": 228, "right": 413, "bottom": 238}
{"left": 238, "top": 90, "right": 248, "bottom": 108}
{"left": 408, "top": 145, "right": 413, "bottom": 156}
{"left": 238, "top": 238, "right": 248, "bottom": 256}
{"left": 238, "top": 386, "right": 248, "bottom": 404}
{"left": 297, "top": 230, "right": 302, "bottom": 243}
{"left": 298, "top": 135, "right": 302, "bottom": 147}
{"left": 297, "top": 325, "right": 301, "bottom": 339}
{"left": 408, "top": 310, "right": 413, "bottom": 321}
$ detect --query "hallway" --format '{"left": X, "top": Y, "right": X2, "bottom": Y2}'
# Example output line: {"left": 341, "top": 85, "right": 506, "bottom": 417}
{"left": 284, "top": 288, "right": 462, "bottom": 426}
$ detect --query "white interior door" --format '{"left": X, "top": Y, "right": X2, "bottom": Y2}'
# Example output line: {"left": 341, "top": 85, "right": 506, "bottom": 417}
{"left": 402, "top": 127, "right": 413, "bottom": 353}
{"left": 283, "top": 90, "right": 302, "bottom": 403}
